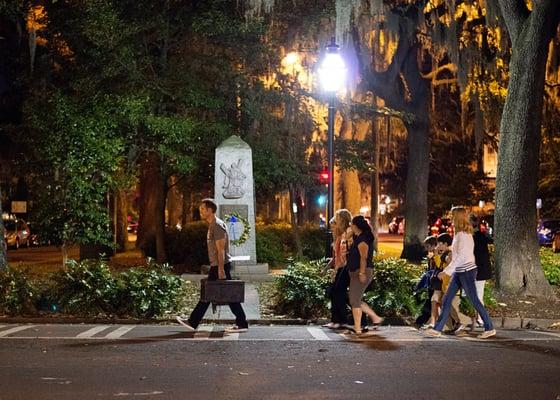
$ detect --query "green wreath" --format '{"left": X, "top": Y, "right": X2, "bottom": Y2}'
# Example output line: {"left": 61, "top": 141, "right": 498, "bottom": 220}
{"left": 224, "top": 212, "right": 251, "bottom": 247}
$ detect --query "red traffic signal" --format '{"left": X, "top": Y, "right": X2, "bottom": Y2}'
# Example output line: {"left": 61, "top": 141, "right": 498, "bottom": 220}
{"left": 319, "top": 170, "right": 329, "bottom": 183}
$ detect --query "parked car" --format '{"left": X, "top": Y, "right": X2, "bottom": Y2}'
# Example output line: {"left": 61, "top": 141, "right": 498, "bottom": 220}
{"left": 389, "top": 216, "right": 404, "bottom": 235}
{"left": 537, "top": 219, "right": 560, "bottom": 247}
{"left": 3, "top": 218, "right": 31, "bottom": 249}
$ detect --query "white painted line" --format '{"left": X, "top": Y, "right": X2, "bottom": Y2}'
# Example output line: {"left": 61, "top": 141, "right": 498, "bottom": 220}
{"left": 194, "top": 327, "right": 212, "bottom": 340}
{"left": 0, "top": 325, "right": 36, "bottom": 337}
{"left": 0, "top": 336, "right": 558, "bottom": 342}
{"left": 104, "top": 326, "right": 136, "bottom": 339}
{"left": 76, "top": 325, "right": 112, "bottom": 338}
{"left": 307, "top": 327, "right": 331, "bottom": 341}
{"left": 531, "top": 330, "right": 560, "bottom": 339}
{"left": 223, "top": 332, "right": 239, "bottom": 341}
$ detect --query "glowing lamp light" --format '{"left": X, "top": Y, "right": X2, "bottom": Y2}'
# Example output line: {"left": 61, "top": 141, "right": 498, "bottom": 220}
{"left": 319, "top": 38, "right": 346, "bottom": 93}
{"left": 284, "top": 52, "right": 299, "bottom": 65}
{"left": 317, "top": 195, "right": 327, "bottom": 206}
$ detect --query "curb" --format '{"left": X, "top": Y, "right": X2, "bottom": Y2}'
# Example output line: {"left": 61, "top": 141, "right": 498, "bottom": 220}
{"left": 1, "top": 316, "right": 558, "bottom": 330}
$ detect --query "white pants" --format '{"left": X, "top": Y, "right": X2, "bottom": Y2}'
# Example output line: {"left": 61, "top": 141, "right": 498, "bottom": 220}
{"left": 475, "top": 280, "right": 486, "bottom": 304}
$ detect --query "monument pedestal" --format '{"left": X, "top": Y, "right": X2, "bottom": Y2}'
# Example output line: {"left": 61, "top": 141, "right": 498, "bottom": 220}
{"left": 215, "top": 135, "right": 259, "bottom": 268}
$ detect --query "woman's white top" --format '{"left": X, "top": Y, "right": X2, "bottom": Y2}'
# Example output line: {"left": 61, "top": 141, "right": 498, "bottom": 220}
{"left": 443, "top": 231, "right": 477, "bottom": 275}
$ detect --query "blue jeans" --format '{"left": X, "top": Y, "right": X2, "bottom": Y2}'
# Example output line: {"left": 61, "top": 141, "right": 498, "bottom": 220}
{"left": 434, "top": 269, "right": 493, "bottom": 332}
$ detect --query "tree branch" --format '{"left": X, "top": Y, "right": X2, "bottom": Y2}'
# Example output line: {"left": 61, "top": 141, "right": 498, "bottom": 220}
{"left": 421, "top": 63, "right": 457, "bottom": 80}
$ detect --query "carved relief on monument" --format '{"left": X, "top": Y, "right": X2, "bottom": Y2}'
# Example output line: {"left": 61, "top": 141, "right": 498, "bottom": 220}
{"left": 220, "top": 159, "right": 246, "bottom": 199}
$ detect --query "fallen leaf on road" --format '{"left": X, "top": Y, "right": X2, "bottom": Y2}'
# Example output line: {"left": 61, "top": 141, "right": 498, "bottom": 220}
{"left": 238, "top": 372, "right": 249, "bottom": 376}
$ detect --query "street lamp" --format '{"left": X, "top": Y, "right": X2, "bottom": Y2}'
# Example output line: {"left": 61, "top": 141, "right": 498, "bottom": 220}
{"left": 319, "top": 37, "right": 346, "bottom": 257}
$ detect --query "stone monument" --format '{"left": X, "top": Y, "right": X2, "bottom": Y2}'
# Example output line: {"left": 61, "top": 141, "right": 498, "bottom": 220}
{"left": 214, "top": 135, "right": 266, "bottom": 275}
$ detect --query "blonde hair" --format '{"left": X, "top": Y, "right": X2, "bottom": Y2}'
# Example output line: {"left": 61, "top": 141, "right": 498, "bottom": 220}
{"left": 334, "top": 209, "right": 352, "bottom": 237}
{"left": 451, "top": 206, "right": 473, "bottom": 234}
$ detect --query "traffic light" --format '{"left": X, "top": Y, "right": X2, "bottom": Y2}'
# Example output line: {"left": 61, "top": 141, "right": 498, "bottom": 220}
{"left": 319, "top": 170, "right": 329, "bottom": 184}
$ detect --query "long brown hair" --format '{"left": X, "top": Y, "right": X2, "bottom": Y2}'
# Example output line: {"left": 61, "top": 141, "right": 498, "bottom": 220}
{"left": 451, "top": 206, "right": 473, "bottom": 234}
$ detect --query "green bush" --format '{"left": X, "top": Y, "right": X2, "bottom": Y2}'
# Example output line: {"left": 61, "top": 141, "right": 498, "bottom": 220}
{"left": 541, "top": 247, "right": 560, "bottom": 286}
{"left": 272, "top": 259, "right": 330, "bottom": 319}
{"left": 0, "top": 267, "right": 36, "bottom": 315}
{"left": 256, "top": 223, "right": 325, "bottom": 266}
{"left": 364, "top": 258, "right": 424, "bottom": 317}
{"left": 51, "top": 260, "right": 120, "bottom": 316}
{"left": 117, "top": 263, "right": 189, "bottom": 318}
{"left": 45, "top": 260, "right": 192, "bottom": 318}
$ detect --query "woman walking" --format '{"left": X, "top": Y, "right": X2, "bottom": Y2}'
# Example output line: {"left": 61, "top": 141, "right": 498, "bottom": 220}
{"left": 425, "top": 207, "right": 496, "bottom": 339}
{"left": 347, "top": 215, "right": 383, "bottom": 335}
{"left": 324, "top": 210, "right": 352, "bottom": 329}
{"left": 469, "top": 213, "right": 493, "bottom": 326}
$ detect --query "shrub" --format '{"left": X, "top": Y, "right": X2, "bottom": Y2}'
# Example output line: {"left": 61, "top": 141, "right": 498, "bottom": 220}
{"left": 256, "top": 223, "right": 326, "bottom": 266}
{"left": 364, "top": 258, "right": 424, "bottom": 317}
{"left": 256, "top": 226, "right": 286, "bottom": 267}
{"left": 541, "top": 247, "right": 560, "bottom": 286}
{"left": 117, "top": 263, "right": 189, "bottom": 318}
{"left": 0, "top": 267, "right": 36, "bottom": 315}
{"left": 51, "top": 260, "right": 120, "bottom": 316}
{"left": 272, "top": 259, "right": 330, "bottom": 319}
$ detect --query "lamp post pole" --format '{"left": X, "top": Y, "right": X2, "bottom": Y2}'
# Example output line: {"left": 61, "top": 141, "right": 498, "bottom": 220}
{"left": 319, "top": 36, "right": 345, "bottom": 259}
{"left": 326, "top": 94, "right": 335, "bottom": 258}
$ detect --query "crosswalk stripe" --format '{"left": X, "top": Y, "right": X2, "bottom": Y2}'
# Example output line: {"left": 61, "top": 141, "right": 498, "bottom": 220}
{"left": 194, "top": 327, "right": 213, "bottom": 340}
{"left": 307, "top": 327, "right": 331, "bottom": 341}
{"left": 104, "top": 326, "right": 136, "bottom": 339}
{"left": 222, "top": 332, "right": 239, "bottom": 341}
{"left": 76, "top": 325, "right": 111, "bottom": 338}
{"left": 0, "top": 325, "right": 36, "bottom": 337}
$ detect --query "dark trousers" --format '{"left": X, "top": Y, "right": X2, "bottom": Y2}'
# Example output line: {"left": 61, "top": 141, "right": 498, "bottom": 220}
{"left": 415, "top": 288, "right": 434, "bottom": 326}
{"left": 330, "top": 267, "right": 350, "bottom": 324}
{"left": 330, "top": 266, "right": 367, "bottom": 327}
{"left": 188, "top": 263, "right": 248, "bottom": 329}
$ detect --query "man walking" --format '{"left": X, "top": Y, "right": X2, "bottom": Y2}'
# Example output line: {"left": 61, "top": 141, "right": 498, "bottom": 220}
{"left": 176, "top": 198, "right": 248, "bottom": 333}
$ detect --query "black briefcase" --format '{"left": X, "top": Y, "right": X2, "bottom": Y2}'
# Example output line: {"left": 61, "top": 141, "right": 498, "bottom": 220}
{"left": 200, "top": 278, "right": 245, "bottom": 303}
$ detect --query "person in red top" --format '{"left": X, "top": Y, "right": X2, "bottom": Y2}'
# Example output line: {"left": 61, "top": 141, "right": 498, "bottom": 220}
{"left": 324, "top": 209, "right": 353, "bottom": 329}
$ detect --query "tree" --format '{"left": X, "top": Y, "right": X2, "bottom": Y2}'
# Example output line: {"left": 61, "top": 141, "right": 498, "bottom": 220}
{"left": 490, "top": 0, "right": 560, "bottom": 296}
{"left": 0, "top": 186, "right": 7, "bottom": 269}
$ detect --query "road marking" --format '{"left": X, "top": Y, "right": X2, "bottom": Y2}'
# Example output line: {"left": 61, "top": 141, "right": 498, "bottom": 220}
{"left": 223, "top": 332, "right": 239, "bottom": 341}
{"left": 0, "top": 335, "right": 558, "bottom": 342}
{"left": 104, "top": 326, "right": 136, "bottom": 339}
{"left": 307, "top": 327, "right": 331, "bottom": 341}
{"left": 531, "top": 330, "right": 560, "bottom": 339}
{"left": 194, "top": 327, "right": 213, "bottom": 340}
{"left": 0, "top": 325, "right": 36, "bottom": 337}
{"left": 76, "top": 325, "right": 111, "bottom": 338}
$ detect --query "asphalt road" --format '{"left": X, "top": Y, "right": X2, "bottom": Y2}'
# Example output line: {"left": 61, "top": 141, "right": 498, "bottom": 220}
{"left": 0, "top": 324, "right": 559, "bottom": 400}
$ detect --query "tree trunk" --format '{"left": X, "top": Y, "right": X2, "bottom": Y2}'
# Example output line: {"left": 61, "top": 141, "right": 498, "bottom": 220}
{"left": 137, "top": 152, "right": 167, "bottom": 263}
{"left": 61, "top": 243, "right": 68, "bottom": 267}
{"left": 289, "top": 184, "right": 303, "bottom": 258}
{"left": 400, "top": 43, "right": 431, "bottom": 263}
{"left": 493, "top": 0, "right": 559, "bottom": 297}
{"left": 0, "top": 186, "right": 7, "bottom": 270}
{"left": 115, "top": 189, "right": 129, "bottom": 252}
{"left": 400, "top": 115, "right": 430, "bottom": 262}
{"left": 371, "top": 116, "right": 380, "bottom": 252}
